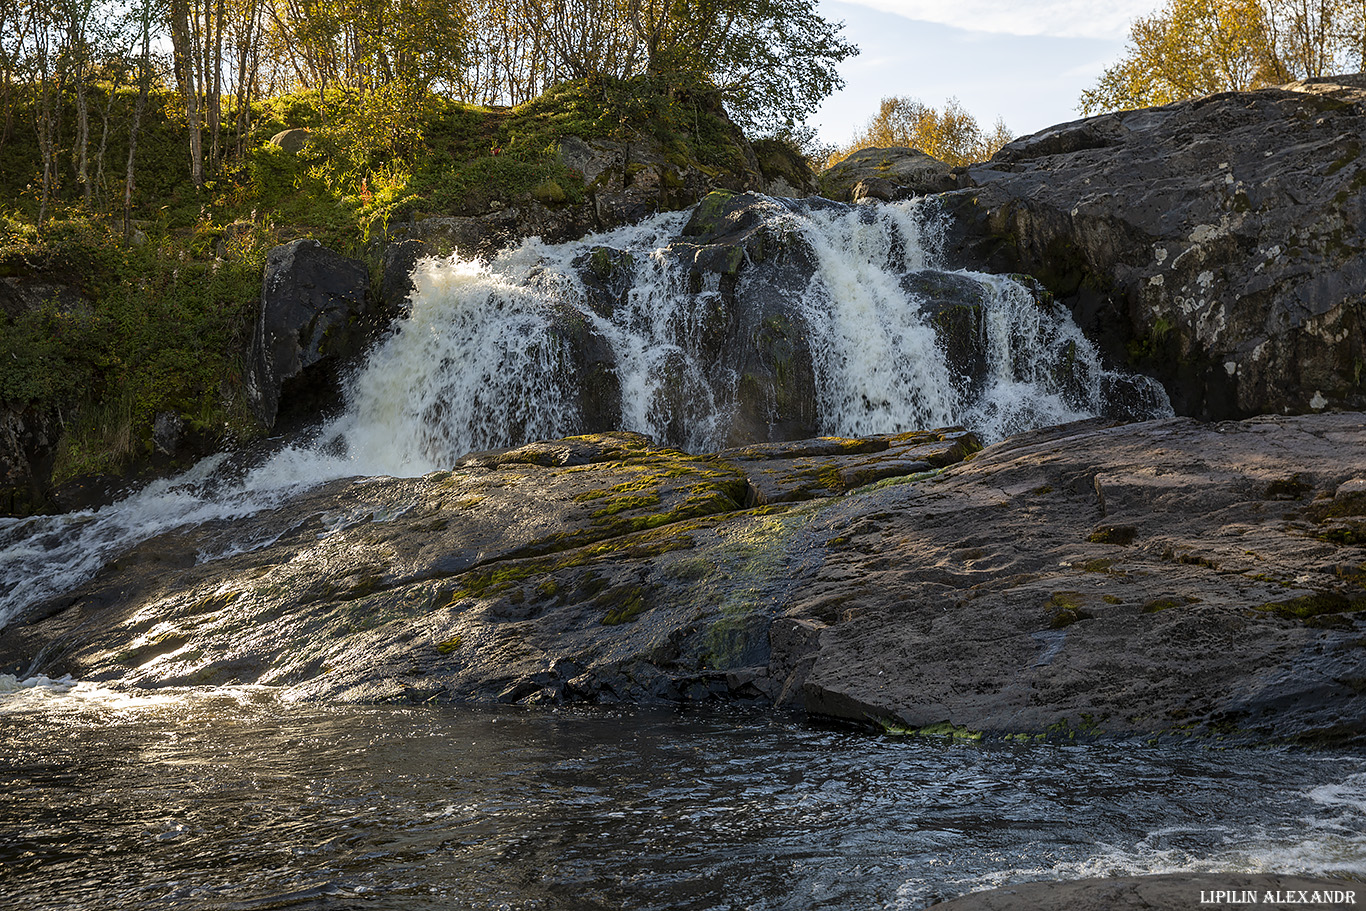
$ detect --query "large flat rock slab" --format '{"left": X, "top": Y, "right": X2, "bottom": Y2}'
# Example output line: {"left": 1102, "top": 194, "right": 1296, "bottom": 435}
{"left": 794, "top": 413, "right": 1366, "bottom": 744}
{"left": 1, "top": 414, "right": 1363, "bottom": 744}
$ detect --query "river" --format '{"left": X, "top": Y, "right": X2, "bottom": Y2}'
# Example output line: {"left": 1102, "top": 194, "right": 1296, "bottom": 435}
{"left": 3, "top": 678, "right": 1363, "bottom": 910}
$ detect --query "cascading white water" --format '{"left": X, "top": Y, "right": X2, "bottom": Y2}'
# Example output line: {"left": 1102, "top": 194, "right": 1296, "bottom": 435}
{"left": 0, "top": 196, "right": 1171, "bottom": 629}
{"left": 777, "top": 202, "right": 960, "bottom": 437}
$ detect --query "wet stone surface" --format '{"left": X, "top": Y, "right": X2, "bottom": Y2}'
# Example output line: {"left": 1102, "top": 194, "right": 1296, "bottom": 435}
{"left": 2, "top": 413, "right": 1364, "bottom": 745}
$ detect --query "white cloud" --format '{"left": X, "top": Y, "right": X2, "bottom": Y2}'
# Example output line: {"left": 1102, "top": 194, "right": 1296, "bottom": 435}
{"left": 836, "top": 0, "right": 1156, "bottom": 40}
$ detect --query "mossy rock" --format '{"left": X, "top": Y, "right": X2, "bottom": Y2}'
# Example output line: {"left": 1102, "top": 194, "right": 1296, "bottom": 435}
{"left": 681, "top": 190, "right": 739, "bottom": 238}
{"left": 532, "top": 179, "right": 568, "bottom": 204}
{"left": 751, "top": 138, "right": 817, "bottom": 196}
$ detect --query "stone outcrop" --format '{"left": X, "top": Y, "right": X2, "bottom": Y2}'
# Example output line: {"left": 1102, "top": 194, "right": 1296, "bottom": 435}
{"left": 382, "top": 120, "right": 813, "bottom": 263}
{"left": 3, "top": 413, "right": 1363, "bottom": 745}
{"left": 244, "top": 239, "right": 372, "bottom": 428}
{"left": 751, "top": 137, "right": 820, "bottom": 198}
{"left": 941, "top": 76, "right": 1366, "bottom": 421}
{"left": 818, "top": 146, "right": 957, "bottom": 202}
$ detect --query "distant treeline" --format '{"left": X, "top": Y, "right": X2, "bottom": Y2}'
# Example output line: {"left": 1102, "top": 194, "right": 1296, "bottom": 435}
{"left": 0, "top": 0, "right": 856, "bottom": 228}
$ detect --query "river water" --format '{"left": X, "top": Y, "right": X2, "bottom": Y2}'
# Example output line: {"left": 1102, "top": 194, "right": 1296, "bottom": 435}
{"left": 3, "top": 679, "right": 1363, "bottom": 911}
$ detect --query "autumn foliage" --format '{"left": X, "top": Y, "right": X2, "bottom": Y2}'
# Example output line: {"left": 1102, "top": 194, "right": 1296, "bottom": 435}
{"left": 827, "top": 96, "right": 1014, "bottom": 170}
{"left": 1081, "top": 0, "right": 1366, "bottom": 114}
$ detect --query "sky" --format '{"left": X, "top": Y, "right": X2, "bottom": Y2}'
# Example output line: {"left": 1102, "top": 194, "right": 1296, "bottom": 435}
{"left": 810, "top": 0, "right": 1161, "bottom": 145}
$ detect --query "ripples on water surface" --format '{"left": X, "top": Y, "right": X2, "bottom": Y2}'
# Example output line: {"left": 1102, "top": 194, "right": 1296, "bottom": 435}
{"left": 2, "top": 682, "right": 1363, "bottom": 910}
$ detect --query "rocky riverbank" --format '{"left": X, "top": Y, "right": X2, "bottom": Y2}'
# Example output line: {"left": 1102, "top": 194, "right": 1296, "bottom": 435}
{"left": 4, "top": 412, "right": 1362, "bottom": 744}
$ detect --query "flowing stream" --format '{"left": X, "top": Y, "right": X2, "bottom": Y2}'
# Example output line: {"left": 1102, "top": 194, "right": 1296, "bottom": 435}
{"left": 0, "top": 198, "right": 1168, "bottom": 630}
{"left": 1, "top": 680, "right": 1363, "bottom": 911}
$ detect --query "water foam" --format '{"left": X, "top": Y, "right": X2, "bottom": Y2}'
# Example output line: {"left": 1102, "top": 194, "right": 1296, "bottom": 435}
{"left": 0, "top": 673, "right": 273, "bottom": 713}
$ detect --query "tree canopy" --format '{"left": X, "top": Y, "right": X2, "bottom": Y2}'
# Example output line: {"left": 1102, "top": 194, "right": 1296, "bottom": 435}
{"left": 0, "top": 0, "right": 857, "bottom": 222}
{"left": 1080, "top": 0, "right": 1366, "bottom": 114}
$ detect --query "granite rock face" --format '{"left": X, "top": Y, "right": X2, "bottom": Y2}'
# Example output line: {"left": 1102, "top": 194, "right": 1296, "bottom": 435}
{"left": 244, "top": 239, "right": 371, "bottom": 428}
{"left": 941, "top": 78, "right": 1366, "bottom": 421}
{"left": 3, "top": 413, "right": 1362, "bottom": 745}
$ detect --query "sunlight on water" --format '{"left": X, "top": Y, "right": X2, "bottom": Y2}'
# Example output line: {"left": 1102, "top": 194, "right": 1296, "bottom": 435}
{"left": 0, "top": 700, "right": 1361, "bottom": 911}
{"left": 0, "top": 673, "right": 273, "bottom": 714}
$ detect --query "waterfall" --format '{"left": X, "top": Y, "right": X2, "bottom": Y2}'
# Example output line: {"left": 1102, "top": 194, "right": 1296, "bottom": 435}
{"left": 0, "top": 196, "right": 1171, "bottom": 629}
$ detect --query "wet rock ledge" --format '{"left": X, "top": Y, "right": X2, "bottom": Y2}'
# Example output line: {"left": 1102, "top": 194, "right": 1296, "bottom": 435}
{"left": 2, "top": 412, "right": 1364, "bottom": 745}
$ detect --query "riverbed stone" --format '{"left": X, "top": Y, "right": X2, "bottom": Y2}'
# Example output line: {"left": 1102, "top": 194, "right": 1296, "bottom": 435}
{"left": 0, "top": 413, "right": 1362, "bottom": 745}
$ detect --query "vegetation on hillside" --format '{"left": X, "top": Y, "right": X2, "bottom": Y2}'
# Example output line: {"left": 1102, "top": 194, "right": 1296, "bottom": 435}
{"left": 1, "top": 0, "right": 856, "bottom": 225}
{"left": 1080, "top": 0, "right": 1366, "bottom": 114}
{"left": 825, "top": 96, "right": 1013, "bottom": 169}
{"left": 0, "top": 69, "right": 780, "bottom": 489}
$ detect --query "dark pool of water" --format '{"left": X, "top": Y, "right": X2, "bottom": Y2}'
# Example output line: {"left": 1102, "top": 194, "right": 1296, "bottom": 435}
{"left": 2, "top": 684, "right": 1363, "bottom": 910}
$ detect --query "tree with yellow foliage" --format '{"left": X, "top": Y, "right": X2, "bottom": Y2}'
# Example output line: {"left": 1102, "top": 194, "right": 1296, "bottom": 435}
{"left": 829, "top": 96, "right": 1012, "bottom": 169}
{"left": 1081, "top": 0, "right": 1366, "bottom": 115}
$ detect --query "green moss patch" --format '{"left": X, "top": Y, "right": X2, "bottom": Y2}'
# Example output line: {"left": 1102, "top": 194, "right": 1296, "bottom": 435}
{"left": 1046, "top": 591, "right": 1093, "bottom": 628}
{"left": 1257, "top": 592, "right": 1366, "bottom": 629}
{"left": 600, "top": 586, "right": 648, "bottom": 625}
{"left": 878, "top": 718, "right": 984, "bottom": 740}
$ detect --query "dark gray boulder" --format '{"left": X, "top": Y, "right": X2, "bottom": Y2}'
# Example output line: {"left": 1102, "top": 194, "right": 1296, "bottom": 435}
{"left": 941, "top": 77, "right": 1366, "bottom": 420}
{"left": 378, "top": 238, "right": 428, "bottom": 315}
{"left": 245, "top": 239, "right": 371, "bottom": 428}
{"left": 819, "top": 146, "right": 958, "bottom": 202}
{"left": 668, "top": 192, "right": 827, "bottom": 444}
